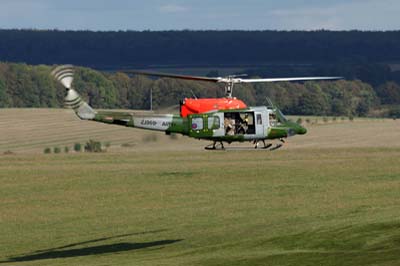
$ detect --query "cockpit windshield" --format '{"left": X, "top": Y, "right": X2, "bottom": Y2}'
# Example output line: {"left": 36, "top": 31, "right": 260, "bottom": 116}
{"left": 276, "top": 109, "right": 288, "bottom": 123}
{"left": 269, "top": 109, "right": 288, "bottom": 126}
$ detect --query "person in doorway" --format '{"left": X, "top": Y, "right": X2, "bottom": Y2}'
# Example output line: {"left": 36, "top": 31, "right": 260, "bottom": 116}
{"left": 224, "top": 117, "right": 235, "bottom": 135}
{"left": 269, "top": 113, "right": 277, "bottom": 126}
{"left": 238, "top": 114, "right": 249, "bottom": 134}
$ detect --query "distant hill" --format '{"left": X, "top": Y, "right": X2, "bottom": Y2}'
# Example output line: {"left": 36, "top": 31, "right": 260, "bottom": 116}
{"left": 1, "top": 29, "right": 400, "bottom": 116}
{"left": 1, "top": 30, "right": 400, "bottom": 69}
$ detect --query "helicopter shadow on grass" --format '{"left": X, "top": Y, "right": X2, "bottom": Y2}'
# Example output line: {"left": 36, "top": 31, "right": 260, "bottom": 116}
{"left": 0, "top": 229, "right": 182, "bottom": 263}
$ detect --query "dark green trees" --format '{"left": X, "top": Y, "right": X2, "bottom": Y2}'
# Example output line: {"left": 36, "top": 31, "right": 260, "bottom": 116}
{"left": 0, "top": 62, "right": 385, "bottom": 117}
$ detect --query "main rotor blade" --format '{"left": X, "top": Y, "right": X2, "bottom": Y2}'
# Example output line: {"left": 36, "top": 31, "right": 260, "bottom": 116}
{"left": 239, "top": 76, "right": 343, "bottom": 83}
{"left": 122, "top": 70, "right": 342, "bottom": 85}
{"left": 122, "top": 70, "right": 221, "bottom": 83}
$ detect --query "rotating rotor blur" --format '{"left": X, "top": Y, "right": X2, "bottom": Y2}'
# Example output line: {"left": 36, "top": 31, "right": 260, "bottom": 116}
{"left": 123, "top": 69, "right": 342, "bottom": 98}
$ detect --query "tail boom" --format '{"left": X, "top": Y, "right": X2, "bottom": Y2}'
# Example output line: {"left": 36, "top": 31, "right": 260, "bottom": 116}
{"left": 65, "top": 88, "right": 96, "bottom": 120}
{"left": 93, "top": 112, "right": 185, "bottom": 134}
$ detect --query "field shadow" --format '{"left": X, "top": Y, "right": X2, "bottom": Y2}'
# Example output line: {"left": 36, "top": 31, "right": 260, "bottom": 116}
{"left": 1, "top": 230, "right": 182, "bottom": 263}
{"left": 34, "top": 229, "right": 167, "bottom": 253}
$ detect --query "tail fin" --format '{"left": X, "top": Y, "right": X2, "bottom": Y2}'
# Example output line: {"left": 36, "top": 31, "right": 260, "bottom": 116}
{"left": 51, "top": 65, "right": 96, "bottom": 120}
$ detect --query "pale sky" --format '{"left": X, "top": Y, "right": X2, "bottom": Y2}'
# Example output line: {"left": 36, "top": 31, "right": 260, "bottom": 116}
{"left": 0, "top": 0, "right": 399, "bottom": 31}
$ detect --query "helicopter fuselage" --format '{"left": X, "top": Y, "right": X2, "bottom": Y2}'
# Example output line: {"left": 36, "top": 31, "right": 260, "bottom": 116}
{"left": 94, "top": 106, "right": 307, "bottom": 144}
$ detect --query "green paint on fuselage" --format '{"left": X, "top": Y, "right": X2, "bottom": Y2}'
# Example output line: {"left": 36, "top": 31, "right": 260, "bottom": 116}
{"left": 166, "top": 116, "right": 188, "bottom": 135}
{"left": 267, "top": 128, "right": 288, "bottom": 139}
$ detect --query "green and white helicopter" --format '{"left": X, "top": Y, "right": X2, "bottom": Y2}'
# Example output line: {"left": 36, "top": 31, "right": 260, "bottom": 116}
{"left": 52, "top": 65, "right": 340, "bottom": 150}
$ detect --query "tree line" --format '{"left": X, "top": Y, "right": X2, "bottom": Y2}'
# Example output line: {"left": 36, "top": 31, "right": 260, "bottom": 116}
{"left": 0, "top": 62, "right": 390, "bottom": 117}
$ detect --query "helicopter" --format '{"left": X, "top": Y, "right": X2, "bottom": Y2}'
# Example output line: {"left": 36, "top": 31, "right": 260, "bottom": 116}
{"left": 51, "top": 65, "right": 341, "bottom": 150}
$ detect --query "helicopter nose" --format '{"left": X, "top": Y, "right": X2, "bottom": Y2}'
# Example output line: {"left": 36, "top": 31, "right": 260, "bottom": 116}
{"left": 297, "top": 126, "right": 307, "bottom": 135}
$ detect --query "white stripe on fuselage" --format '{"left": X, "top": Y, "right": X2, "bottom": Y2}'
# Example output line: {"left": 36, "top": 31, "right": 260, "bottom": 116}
{"left": 133, "top": 115, "right": 174, "bottom": 131}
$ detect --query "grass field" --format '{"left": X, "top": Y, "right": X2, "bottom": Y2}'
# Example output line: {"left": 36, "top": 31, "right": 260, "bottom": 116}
{"left": 1, "top": 109, "right": 400, "bottom": 265}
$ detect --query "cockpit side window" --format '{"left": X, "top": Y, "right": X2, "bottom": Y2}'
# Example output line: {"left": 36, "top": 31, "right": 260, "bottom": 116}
{"left": 269, "top": 109, "right": 287, "bottom": 126}
{"left": 208, "top": 116, "right": 220, "bottom": 129}
{"left": 269, "top": 112, "right": 277, "bottom": 126}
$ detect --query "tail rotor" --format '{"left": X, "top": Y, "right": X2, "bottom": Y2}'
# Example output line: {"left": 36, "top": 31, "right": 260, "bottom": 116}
{"left": 51, "top": 65, "right": 96, "bottom": 120}
{"left": 51, "top": 65, "right": 74, "bottom": 90}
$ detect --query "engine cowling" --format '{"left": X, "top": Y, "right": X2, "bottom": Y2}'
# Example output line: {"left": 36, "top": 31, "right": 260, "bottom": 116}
{"left": 180, "top": 98, "right": 247, "bottom": 117}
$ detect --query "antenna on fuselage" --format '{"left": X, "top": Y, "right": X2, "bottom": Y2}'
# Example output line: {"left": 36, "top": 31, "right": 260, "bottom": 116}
{"left": 190, "top": 89, "right": 198, "bottom": 99}
{"left": 150, "top": 87, "right": 153, "bottom": 111}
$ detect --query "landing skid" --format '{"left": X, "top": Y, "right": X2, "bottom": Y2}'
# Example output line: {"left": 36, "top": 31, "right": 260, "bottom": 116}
{"left": 269, "top": 143, "right": 283, "bottom": 151}
{"left": 205, "top": 141, "right": 225, "bottom": 150}
{"left": 254, "top": 140, "right": 284, "bottom": 151}
{"left": 205, "top": 140, "right": 285, "bottom": 151}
